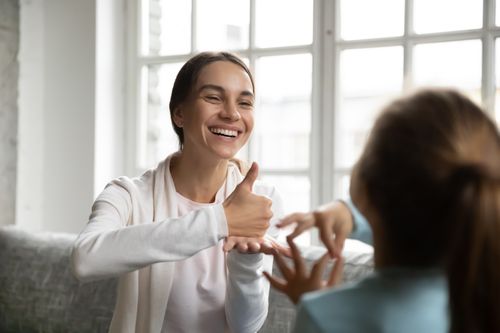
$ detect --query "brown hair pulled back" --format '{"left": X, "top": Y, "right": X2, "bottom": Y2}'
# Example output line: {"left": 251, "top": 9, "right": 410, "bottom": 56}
{"left": 355, "top": 89, "right": 500, "bottom": 332}
{"left": 168, "top": 52, "right": 254, "bottom": 150}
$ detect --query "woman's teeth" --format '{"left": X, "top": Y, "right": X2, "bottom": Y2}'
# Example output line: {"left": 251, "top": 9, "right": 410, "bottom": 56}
{"left": 209, "top": 128, "right": 238, "bottom": 137}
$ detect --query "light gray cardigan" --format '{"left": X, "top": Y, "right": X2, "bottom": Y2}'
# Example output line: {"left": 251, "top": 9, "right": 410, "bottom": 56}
{"left": 71, "top": 155, "right": 283, "bottom": 333}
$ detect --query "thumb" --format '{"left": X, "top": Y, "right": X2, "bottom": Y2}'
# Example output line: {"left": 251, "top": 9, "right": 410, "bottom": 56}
{"left": 239, "top": 161, "right": 258, "bottom": 191}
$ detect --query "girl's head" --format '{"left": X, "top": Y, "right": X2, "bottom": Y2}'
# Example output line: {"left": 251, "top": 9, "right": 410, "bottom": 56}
{"left": 351, "top": 88, "right": 500, "bottom": 332}
{"left": 169, "top": 52, "right": 255, "bottom": 154}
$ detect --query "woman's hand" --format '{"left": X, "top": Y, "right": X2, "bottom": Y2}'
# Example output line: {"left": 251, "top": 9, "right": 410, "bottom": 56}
{"left": 223, "top": 235, "right": 292, "bottom": 257}
{"left": 263, "top": 237, "right": 344, "bottom": 304}
{"left": 278, "top": 201, "right": 354, "bottom": 258}
{"left": 223, "top": 162, "right": 273, "bottom": 238}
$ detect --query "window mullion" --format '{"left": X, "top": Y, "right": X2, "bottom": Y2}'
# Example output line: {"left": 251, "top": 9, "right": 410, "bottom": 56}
{"left": 125, "top": 0, "right": 142, "bottom": 176}
{"left": 317, "top": 0, "right": 336, "bottom": 206}
{"left": 191, "top": 0, "right": 197, "bottom": 53}
{"left": 403, "top": 0, "right": 414, "bottom": 91}
{"left": 482, "top": 0, "right": 496, "bottom": 116}
{"left": 310, "top": 0, "right": 323, "bottom": 211}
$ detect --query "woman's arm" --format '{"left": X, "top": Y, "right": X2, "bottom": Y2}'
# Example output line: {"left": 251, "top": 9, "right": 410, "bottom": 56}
{"left": 224, "top": 185, "right": 283, "bottom": 333}
{"left": 71, "top": 183, "right": 228, "bottom": 282}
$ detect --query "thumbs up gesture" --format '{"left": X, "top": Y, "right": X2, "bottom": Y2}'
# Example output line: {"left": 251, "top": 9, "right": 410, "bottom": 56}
{"left": 223, "top": 162, "right": 273, "bottom": 238}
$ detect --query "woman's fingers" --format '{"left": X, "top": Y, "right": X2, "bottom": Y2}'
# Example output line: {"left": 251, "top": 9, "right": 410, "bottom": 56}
{"left": 223, "top": 238, "right": 236, "bottom": 252}
{"left": 247, "top": 241, "right": 261, "bottom": 253}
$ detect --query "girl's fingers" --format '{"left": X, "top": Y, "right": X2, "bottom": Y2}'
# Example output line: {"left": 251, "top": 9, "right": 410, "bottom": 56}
{"left": 318, "top": 224, "right": 337, "bottom": 258}
{"left": 263, "top": 271, "right": 288, "bottom": 293}
{"left": 278, "top": 213, "right": 305, "bottom": 227}
{"left": 287, "top": 237, "right": 306, "bottom": 276}
{"left": 272, "top": 249, "right": 294, "bottom": 280}
{"left": 333, "top": 230, "right": 347, "bottom": 258}
{"left": 287, "top": 223, "right": 312, "bottom": 240}
{"left": 259, "top": 242, "right": 275, "bottom": 255}
{"left": 310, "top": 253, "right": 331, "bottom": 283}
{"left": 327, "top": 257, "right": 345, "bottom": 287}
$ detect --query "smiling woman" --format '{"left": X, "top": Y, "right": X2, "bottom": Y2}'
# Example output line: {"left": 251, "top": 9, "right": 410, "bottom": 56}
{"left": 71, "top": 52, "right": 284, "bottom": 333}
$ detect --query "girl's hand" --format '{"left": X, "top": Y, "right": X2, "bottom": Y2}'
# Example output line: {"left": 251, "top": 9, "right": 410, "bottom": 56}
{"left": 263, "top": 237, "right": 344, "bottom": 304}
{"left": 278, "top": 201, "right": 354, "bottom": 258}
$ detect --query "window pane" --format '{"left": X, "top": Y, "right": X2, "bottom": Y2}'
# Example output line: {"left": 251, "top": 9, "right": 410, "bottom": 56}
{"left": 336, "top": 47, "right": 403, "bottom": 169}
{"left": 255, "top": 54, "right": 312, "bottom": 169}
{"left": 261, "top": 175, "right": 310, "bottom": 214}
{"left": 261, "top": 174, "right": 311, "bottom": 246}
{"left": 497, "top": 0, "right": 500, "bottom": 27}
{"left": 196, "top": 0, "right": 250, "bottom": 51}
{"left": 496, "top": 39, "right": 500, "bottom": 126}
{"left": 143, "top": 0, "right": 191, "bottom": 56}
{"left": 414, "top": 40, "right": 482, "bottom": 103}
{"left": 255, "top": 0, "right": 313, "bottom": 48}
{"left": 340, "top": 0, "right": 404, "bottom": 40}
{"left": 140, "top": 63, "right": 184, "bottom": 168}
{"left": 333, "top": 173, "right": 351, "bottom": 200}
{"left": 414, "top": 0, "right": 482, "bottom": 34}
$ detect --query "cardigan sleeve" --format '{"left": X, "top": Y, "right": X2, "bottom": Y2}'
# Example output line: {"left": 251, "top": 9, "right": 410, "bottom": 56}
{"left": 71, "top": 182, "right": 228, "bottom": 282}
{"left": 224, "top": 184, "right": 283, "bottom": 333}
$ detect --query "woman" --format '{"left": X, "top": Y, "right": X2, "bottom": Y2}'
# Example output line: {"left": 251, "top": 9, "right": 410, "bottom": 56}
{"left": 267, "top": 89, "right": 500, "bottom": 332}
{"left": 71, "top": 52, "right": 284, "bottom": 333}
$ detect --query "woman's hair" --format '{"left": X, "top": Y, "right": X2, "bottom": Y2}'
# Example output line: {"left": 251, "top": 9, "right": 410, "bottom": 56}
{"left": 355, "top": 88, "right": 500, "bottom": 332}
{"left": 168, "top": 51, "right": 255, "bottom": 150}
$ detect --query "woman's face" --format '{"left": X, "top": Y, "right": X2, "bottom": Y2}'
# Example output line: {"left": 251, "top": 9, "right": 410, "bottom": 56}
{"left": 174, "top": 61, "right": 255, "bottom": 160}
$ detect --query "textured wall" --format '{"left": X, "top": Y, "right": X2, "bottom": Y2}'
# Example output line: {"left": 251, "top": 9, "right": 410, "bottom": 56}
{"left": 0, "top": 0, "right": 19, "bottom": 226}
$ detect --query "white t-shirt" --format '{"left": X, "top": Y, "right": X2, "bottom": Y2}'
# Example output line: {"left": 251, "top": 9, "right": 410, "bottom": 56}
{"left": 162, "top": 186, "right": 228, "bottom": 333}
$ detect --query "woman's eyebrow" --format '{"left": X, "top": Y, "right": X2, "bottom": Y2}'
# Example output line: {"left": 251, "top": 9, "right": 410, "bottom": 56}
{"left": 198, "top": 84, "right": 254, "bottom": 98}
{"left": 240, "top": 90, "right": 255, "bottom": 99}
{"left": 198, "top": 84, "right": 224, "bottom": 93}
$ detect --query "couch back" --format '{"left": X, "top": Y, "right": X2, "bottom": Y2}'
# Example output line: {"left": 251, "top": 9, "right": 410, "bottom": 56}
{"left": 0, "top": 226, "right": 373, "bottom": 333}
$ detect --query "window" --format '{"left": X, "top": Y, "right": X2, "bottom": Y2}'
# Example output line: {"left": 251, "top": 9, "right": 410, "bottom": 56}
{"left": 127, "top": 0, "right": 500, "bottom": 245}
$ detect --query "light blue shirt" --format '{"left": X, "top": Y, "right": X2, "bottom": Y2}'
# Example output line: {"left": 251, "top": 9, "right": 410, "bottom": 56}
{"left": 292, "top": 200, "right": 449, "bottom": 333}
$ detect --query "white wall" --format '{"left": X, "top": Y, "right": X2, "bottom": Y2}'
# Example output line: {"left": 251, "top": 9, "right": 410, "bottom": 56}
{"left": 0, "top": 0, "right": 19, "bottom": 227}
{"left": 17, "top": 0, "right": 44, "bottom": 230}
{"left": 94, "top": 0, "right": 125, "bottom": 198}
{"left": 17, "top": 0, "right": 98, "bottom": 233}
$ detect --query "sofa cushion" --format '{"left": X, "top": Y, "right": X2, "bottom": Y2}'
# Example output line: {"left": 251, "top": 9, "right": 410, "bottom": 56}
{"left": 0, "top": 226, "right": 116, "bottom": 333}
{"left": 0, "top": 226, "right": 373, "bottom": 333}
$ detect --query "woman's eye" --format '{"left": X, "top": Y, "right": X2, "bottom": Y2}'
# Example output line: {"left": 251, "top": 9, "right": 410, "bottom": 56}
{"left": 239, "top": 101, "right": 254, "bottom": 108}
{"left": 206, "top": 95, "right": 221, "bottom": 102}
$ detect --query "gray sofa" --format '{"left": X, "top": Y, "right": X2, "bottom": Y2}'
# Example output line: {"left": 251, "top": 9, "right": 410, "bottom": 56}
{"left": 0, "top": 226, "right": 373, "bottom": 333}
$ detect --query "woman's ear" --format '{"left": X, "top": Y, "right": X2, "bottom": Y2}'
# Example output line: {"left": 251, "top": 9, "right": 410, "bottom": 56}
{"left": 172, "top": 106, "right": 184, "bottom": 128}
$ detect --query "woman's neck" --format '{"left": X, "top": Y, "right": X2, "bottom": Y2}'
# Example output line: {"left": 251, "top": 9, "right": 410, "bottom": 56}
{"left": 169, "top": 151, "right": 229, "bottom": 203}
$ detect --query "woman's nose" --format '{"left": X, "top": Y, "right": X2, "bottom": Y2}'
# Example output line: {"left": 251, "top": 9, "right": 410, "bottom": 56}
{"left": 221, "top": 102, "right": 241, "bottom": 121}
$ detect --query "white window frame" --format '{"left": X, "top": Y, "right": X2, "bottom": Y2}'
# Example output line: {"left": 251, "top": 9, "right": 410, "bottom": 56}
{"left": 125, "top": 0, "right": 500, "bottom": 245}
{"left": 327, "top": 0, "right": 500, "bottom": 202}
